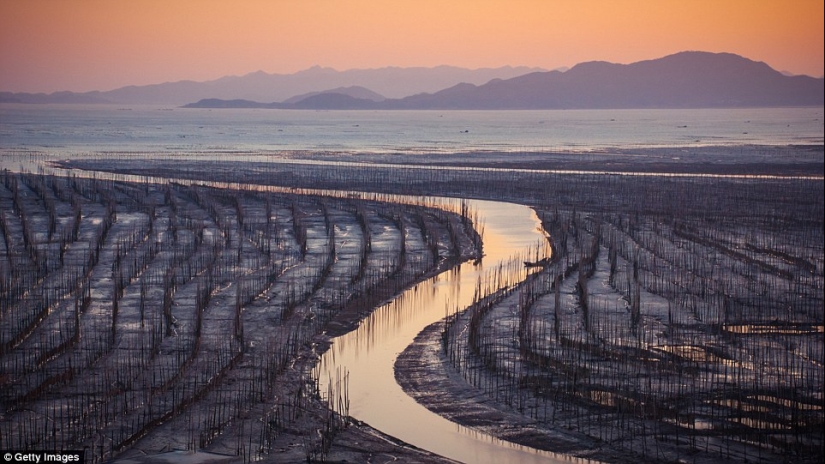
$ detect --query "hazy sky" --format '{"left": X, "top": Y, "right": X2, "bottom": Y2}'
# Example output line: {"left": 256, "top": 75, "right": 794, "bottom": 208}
{"left": 1, "top": 0, "right": 823, "bottom": 93}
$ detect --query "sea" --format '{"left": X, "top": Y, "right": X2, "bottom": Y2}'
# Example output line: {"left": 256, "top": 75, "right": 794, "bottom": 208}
{"left": 0, "top": 104, "right": 822, "bottom": 161}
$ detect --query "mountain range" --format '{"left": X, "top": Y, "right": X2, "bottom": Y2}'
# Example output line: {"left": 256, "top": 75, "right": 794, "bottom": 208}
{"left": 409, "top": 51, "right": 824, "bottom": 109}
{"left": 184, "top": 52, "right": 824, "bottom": 110}
{"left": 3, "top": 52, "right": 822, "bottom": 109}
{"left": 0, "top": 65, "right": 545, "bottom": 105}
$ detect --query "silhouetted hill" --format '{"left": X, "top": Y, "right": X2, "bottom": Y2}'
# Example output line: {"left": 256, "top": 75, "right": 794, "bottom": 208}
{"left": 391, "top": 52, "right": 824, "bottom": 109}
{"left": 289, "top": 93, "right": 381, "bottom": 109}
{"left": 2, "top": 66, "right": 542, "bottom": 105}
{"left": 184, "top": 92, "right": 382, "bottom": 110}
{"left": 0, "top": 91, "right": 111, "bottom": 104}
{"left": 184, "top": 52, "right": 824, "bottom": 110}
{"left": 283, "top": 86, "right": 385, "bottom": 104}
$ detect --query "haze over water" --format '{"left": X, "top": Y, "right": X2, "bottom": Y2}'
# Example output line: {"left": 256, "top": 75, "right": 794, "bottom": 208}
{"left": 1, "top": 105, "right": 822, "bottom": 157}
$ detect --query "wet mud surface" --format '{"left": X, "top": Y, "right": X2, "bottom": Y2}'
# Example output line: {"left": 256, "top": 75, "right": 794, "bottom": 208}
{"left": 0, "top": 169, "right": 477, "bottom": 463}
{"left": 6, "top": 144, "right": 822, "bottom": 463}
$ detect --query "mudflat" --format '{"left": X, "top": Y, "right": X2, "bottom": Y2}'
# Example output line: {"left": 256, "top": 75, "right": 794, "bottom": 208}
{"left": 4, "top": 144, "right": 821, "bottom": 463}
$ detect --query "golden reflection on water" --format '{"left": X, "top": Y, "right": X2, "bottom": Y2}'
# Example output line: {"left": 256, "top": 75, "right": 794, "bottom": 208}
{"left": 318, "top": 199, "right": 572, "bottom": 464}
{"left": 30, "top": 158, "right": 571, "bottom": 463}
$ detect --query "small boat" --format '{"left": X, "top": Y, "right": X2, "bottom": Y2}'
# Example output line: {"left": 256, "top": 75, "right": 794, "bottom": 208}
{"left": 524, "top": 257, "right": 551, "bottom": 268}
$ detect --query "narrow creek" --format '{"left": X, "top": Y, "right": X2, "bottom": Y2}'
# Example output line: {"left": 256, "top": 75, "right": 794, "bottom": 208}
{"left": 319, "top": 198, "right": 572, "bottom": 464}
{"left": 32, "top": 158, "right": 573, "bottom": 463}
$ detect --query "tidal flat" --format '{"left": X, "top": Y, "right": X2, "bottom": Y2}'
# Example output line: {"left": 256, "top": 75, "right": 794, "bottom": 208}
{"left": 2, "top": 145, "right": 823, "bottom": 463}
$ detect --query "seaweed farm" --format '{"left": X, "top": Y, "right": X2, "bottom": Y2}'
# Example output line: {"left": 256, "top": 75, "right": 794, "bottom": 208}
{"left": 1, "top": 148, "right": 824, "bottom": 464}
{"left": 0, "top": 168, "right": 480, "bottom": 462}
{"left": 433, "top": 191, "right": 823, "bottom": 462}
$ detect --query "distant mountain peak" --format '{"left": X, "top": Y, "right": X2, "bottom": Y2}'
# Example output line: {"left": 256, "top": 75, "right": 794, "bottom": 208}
{"left": 7, "top": 52, "right": 822, "bottom": 107}
{"left": 400, "top": 51, "right": 822, "bottom": 109}
{"left": 283, "top": 86, "right": 385, "bottom": 104}
{"left": 186, "top": 51, "right": 823, "bottom": 110}
{"left": 3, "top": 64, "right": 550, "bottom": 104}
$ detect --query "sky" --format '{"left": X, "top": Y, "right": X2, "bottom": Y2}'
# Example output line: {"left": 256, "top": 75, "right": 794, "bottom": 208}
{"left": 1, "top": 0, "right": 823, "bottom": 93}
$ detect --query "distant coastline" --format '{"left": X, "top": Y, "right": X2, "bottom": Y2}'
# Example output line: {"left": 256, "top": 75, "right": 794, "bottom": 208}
{"left": 3, "top": 52, "right": 822, "bottom": 109}
{"left": 181, "top": 52, "right": 824, "bottom": 110}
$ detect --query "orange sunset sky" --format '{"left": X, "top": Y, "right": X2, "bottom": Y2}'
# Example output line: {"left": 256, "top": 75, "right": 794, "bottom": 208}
{"left": 1, "top": 0, "right": 823, "bottom": 93}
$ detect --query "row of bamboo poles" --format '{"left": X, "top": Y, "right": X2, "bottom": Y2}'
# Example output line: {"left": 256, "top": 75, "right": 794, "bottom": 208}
{"left": 0, "top": 169, "right": 481, "bottom": 463}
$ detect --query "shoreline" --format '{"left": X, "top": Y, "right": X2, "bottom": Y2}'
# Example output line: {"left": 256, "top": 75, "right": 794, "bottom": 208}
{"left": 2, "top": 142, "right": 823, "bottom": 179}
{"left": 283, "top": 144, "right": 825, "bottom": 177}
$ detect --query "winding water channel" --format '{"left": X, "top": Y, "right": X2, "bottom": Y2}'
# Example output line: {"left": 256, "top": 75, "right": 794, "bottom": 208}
{"left": 26, "top": 156, "right": 574, "bottom": 463}
{"left": 319, "top": 198, "right": 572, "bottom": 464}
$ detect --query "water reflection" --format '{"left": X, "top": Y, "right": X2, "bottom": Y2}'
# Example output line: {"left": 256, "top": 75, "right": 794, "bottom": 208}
{"left": 319, "top": 199, "right": 577, "bottom": 463}
{"left": 21, "top": 157, "right": 577, "bottom": 463}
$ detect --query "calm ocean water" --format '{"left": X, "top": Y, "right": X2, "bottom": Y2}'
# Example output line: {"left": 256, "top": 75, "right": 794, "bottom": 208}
{"left": 0, "top": 104, "right": 822, "bottom": 156}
